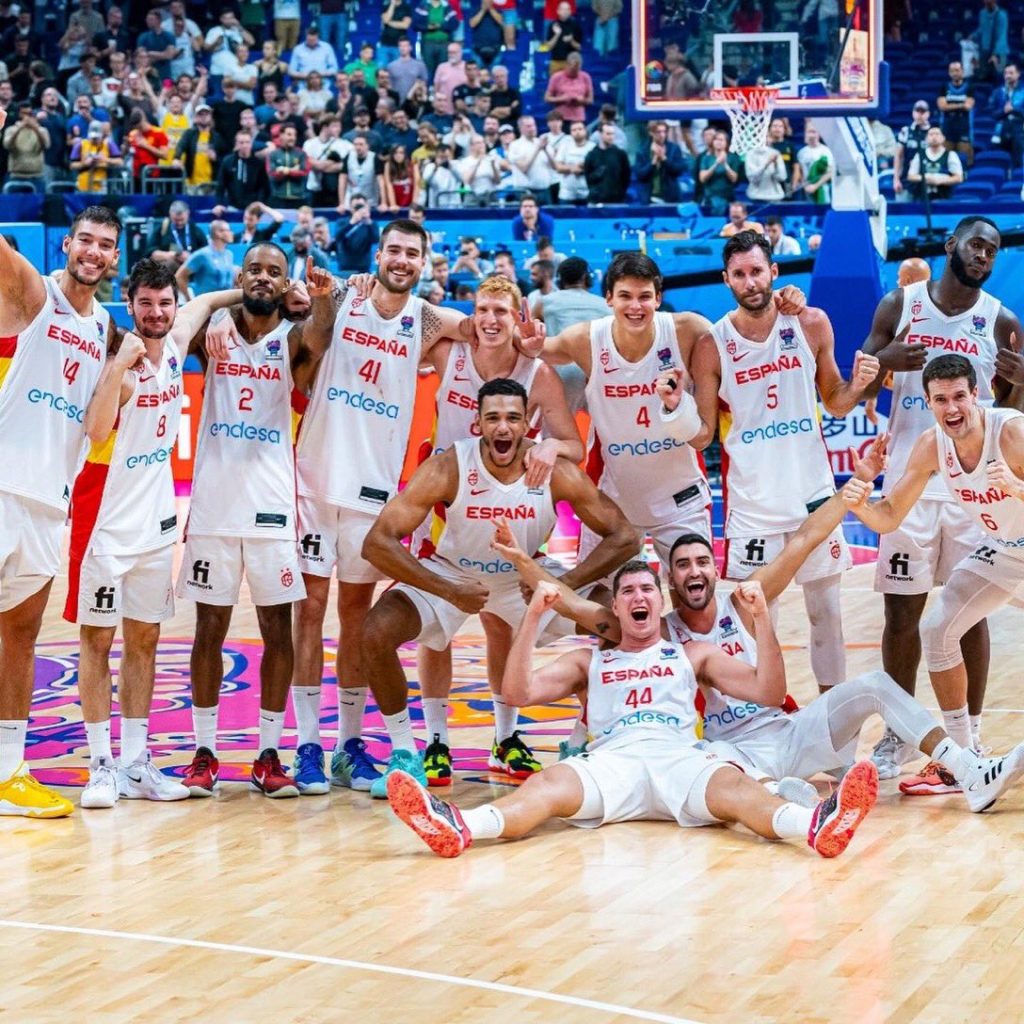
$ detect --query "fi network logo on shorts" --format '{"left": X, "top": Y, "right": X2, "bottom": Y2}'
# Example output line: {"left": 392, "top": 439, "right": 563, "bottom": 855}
{"left": 301, "top": 533, "right": 324, "bottom": 562}
{"left": 191, "top": 559, "right": 212, "bottom": 589}
{"left": 92, "top": 586, "right": 116, "bottom": 613}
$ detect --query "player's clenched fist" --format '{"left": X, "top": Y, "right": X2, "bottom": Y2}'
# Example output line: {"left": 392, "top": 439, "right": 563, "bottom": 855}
{"left": 734, "top": 579, "right": 768, "bottom": 617}
{"left": 115, "top": 331, "right": 146, "bottom": 371}
{"left": 850, "top": 350, "right": 880, "bottom": 390}
{"left": 448, "top": 578, "right": 489, "bottom": 614}
{"left": 530, "top": 580, "right": 561, "bottom": 613}
{"left": 655, "top": 366, "right": 684, "bottom": 412}
{"left": 986, "top": 459, "right": 1024, "bottom": 499}
{"left": 842, "top": 477, "right": 872, "bottom": 508}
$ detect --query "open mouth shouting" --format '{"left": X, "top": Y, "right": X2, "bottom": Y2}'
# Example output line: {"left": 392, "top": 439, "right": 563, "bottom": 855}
{"left": 683, "top": 577, "right": 708, "bottom": 604}
{"left": 492, "top": 436, "right": 514, "bottom": 457}
{"left": 629, "top": 606, "right": 651, "bottom": 624}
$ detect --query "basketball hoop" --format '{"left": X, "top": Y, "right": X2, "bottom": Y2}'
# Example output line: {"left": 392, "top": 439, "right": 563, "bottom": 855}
{"left": 709, "top": 87, "right": 780, "bottom": 156}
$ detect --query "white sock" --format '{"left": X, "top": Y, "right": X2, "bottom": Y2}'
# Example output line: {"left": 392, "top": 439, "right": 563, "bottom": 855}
{"left": 192, "top": 704, "right": 218, "bottom": 755}
{"left": 0, "top": 720, "right": 27, "bottom": 779}
{"left": 492, "top": 695, "right": 519, "bottom": 743}
{"left": 933, "top": 736, "right": 968, "bottom": 780}
{"left": 941, "top": 705, "right": 971, "bottom": 750}
{"left": 382, "top": 709, "right": 416, "bottom": 754}
{"left": 85, "top": 719, "right": 113, "bottom": 763}
{"left": 258, "top": 708, "right": 286, "bottom": 753}
{"left": 292, "top": 686, "right": 322, "bottom": 748}
{"left": 422, "top": 697, "right": 450, "bottom": 745}
{"left": 460, "top": 803, "right": 505, "bottom": 840}
{"left": 970, "top": 713, "right": 983, "bottom": 751}
{"left": 771, "top": 802, "right": 815, "bottom": 841}
{"left": 120, "top": 717, "right": 148, "bottom": 766}
{"left": 337, "top": 686, "right": 368, "bottom": 750}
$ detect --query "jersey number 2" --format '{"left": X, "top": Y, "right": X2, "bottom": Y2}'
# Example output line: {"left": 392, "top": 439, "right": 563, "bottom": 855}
{"left": 238, "top": 387, "right": 254, "bottom": 412}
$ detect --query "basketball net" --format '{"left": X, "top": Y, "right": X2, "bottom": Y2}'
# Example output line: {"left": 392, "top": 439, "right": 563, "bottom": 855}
{"left": 709, "top": 87, "right": 780, "bottom": 156}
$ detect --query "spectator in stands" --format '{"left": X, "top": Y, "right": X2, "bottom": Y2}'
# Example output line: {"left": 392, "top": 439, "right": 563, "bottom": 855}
{"left": 36, "top": 88, "right": 66, "bottom": 184}
{"left": 544, "top": 52, "right": 594, "bottom": 125}
{"left": 541, "top": 111, "right": 567, "bottom": 199}
{"left": 907, "top": 125, "right": 964, "bottom": 199}
{"left": 380, "top": 1, "right": 414, "bottom": 67}
{"left": 118, "top": 71, "right": 159, "bottom": 128}
{"left": 412, "top": 121, "right": 440, "bottom": 165}
{"left": 168, "top": 13, "right": 199, "bottom": 80}
{"left": 767, "top": 118, "right": 797, "bottom": 189}
{"left": 147, "top": 200, "right": 207, "bottom": 265}
{"left": 304, "top": 113, "right": 349, "bottom": 206}
{"left": 509, "top": 115, "right": 554, "bottom": 192}
{"left": 488, "top": 64, "right": 521, "bottom": 125}
{"left": 312, "top": 217, "right": 337, "bottom": 259}
{"left": 382, "top": 143, "right": 418, "bottom": 210}
{"left": 415, "top": 0, "right": 459, "bottom": 79}
{"left": 267, "top": 92, "right": 307, "bottom": 145}
{"left": 494, "top": 249, "right": 531, "bottom": 295}
{"left": 387, "top": 38, "right": 429, "bottom": 102}
{"left": 316, "top": 0, "right": 349, "bottom": 66}
{"left": 159, "top": 92, "right": 191, "bottom": 159}
{"left": 720, "top": 201, "right": 763, "bottom": 237}
{"left": 69, "top": 119, "right": 122, "bottom": 192}
{"left": 67, "top": 94, "right": 109, "bottom": 151}
{"left": 593, "top": 0, "right": 623, "bottom": 57}
{"left": 451, "top": 236, "right": 495, "bottom": 279}
{"left": 551, "top": 119, "right": 592, "bottom": 203}
{"left": 335, "top": 196, "right": 380, "bottom": 273}
{"left": 467, "top": 0, "right": 505, "bottom": 68}
{"left": 66, "top": 53, "right": 98, "bottom": 108}
{"left": 298, "top": 71, "right": 334, "bottom": 120}
{"left": 973, "top": 0, "right": 1009, "bottom": 82}
{"left": 937, "top": 61, "right": 975, "bottom": 166}
{"left": 176, "top": 220, "right": 237, "bottom": 298}
{"left": 635, "top": 120, "right": 685, "bottom": 204}
{"left": 126, "top": 108, "right": 170, "bottom": 191}
{"left": 583, "top": 122, "right": 630, "bottom": 204}
{"left": 6, "top": 40, "right": 35, "bottom": 102}
{"left": 420, "top": 142, "right": 462, "bottom": 206}
{"left": 456, "top": 133, "right": 502, "bottom": 204}
{"left": 795, "top": 122, "right": 835, "bottom": 205}
{"left": 211, "top": 82, "right": 247, "bottom": 156}
{"left": 434, "top": 42, "right": 468, "bottom": 117}
{"left": 340, "top": 133, "right": 384, "bottom": 208}
{"left": 268, "top": 124, "right": 310, "bottom": 208}
{"left": 526, "top": 258, "right": 556, "bottom": 314}
{"left": 588, "top": 104, "right": 626, "bottom": 150}
{"left": 384, "top": 108, "right": 418, "bottom": 153}
{"left": 258, "top": 41, "right": 288, "bottom": 96}
{"left": 420, "top": 253, "right": 455, "bottom": 298}
{"left": 290, "top": 24, "right": 340, "bottom": 84}
{"left": 745, "top": 135, "right": 788, "bottom": 201}
{"left": 286, "top": 225, "right": 330, "bottom": 280}
{"left": 93, "top": 6, "right": 131, "bottom": 64}
{"left": 274, "top": 0, "right": 302, "bottom": 55}
{"left": 480, "top": 116, "right": 502, "bottom": 152}
{"left": 58, "top": 22, "right": 90, "bottom": 82}
{"left": 227, "top": 201, "right": 285, "bottom": 243}
{"left": 452, "top": 60, "right": 484, "bottom": 116}
{"left": 697, "top": 129, "right": 742, "bottom": 216}
{"left": 525, "top": 236, "right": 566, "bottom": 271}
{"left": 138, "top": 10, "right": 178, "bottom": 82}
{"left": 176, "top": 104, "right": 222, "bottom": 194}
{"left": 989, "top": 61, "right": 1024, "bottom": 167}
{"left": 216, "top": 128, "right": 272, "bottom": 207}
{"left": 221, "top": 45, "right": 259, "bottom": 106}
{"left": 424, "top": 280, "right": 446, "bottom": 304}
{"left": 205, "top": 12, "right": 254, "bottom": 82}
{"left": 345, "top": 43, "right": 381, "bottom": 88}
{"left": 542, "top": 1, "right": 582, "bottom": 77}
{"left": 376, "top": 69, "right": 401, "bottom": 109}
{"left": 512, "top": 193, "right": 555, "bottom": 240}
{"left": 894, "top": 100, "right": 931, "bottom": 200}
{"left": 870, "top": 118, "right": 898, "bottom": 173}
{"left": 763, "top": 215, "right": 801, "bottom": 256}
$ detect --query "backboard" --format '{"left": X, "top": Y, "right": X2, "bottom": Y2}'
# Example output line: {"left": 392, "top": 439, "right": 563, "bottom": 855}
{"left": 630, "top": 0, "right": 887, "bottom": 119}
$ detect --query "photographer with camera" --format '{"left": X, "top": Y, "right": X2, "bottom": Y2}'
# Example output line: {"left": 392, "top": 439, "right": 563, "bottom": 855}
{"left": 336, "top": 194, "right": 380, "bottom": 274}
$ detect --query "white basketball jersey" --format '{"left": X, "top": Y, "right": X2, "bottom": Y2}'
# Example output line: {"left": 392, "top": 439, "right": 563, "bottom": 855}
{"left": 938, "top": 407, "right": 1024, "bottom": 559}
{"left": 70, "top": 337, "right": 183, "bottom": 557}
{"left": 712, "top": 310, "right": 834, "bottom": 536}
{"left": 431, "top": 438, "right": 557, "bottom": 577}
{"left": 296, "top": 289, "right": 424, "bottom": 513}
{"left": 188, "top": 320, "right": 297, "bottom": 539}
{"left": 0, "top": 276, "right": 109, "bottom": 510}
{"left": 584, "top": 639, "right": 701, "bottom": 750}
{"left": 886, "top": 280, "right": 999, "bottom": 499}
{"left": 431, "top": 341, "right": 541, "bottom": 454}
{"left": 665, "top": 594, "right": 787, "bottom": 740}
{"left": 583, "top": 313, "right": 709, "bottom": 526}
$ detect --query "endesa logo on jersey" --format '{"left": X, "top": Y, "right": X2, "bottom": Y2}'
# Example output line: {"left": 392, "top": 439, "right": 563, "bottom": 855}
{"left": 209, "top": 420, "right": 282, "bottom": 444}
{"left": 27, "top": 388, "right": 85, "bottom": 422}
{"left": 458, "top": 555, "right": 514, "bottom": 574}
{"left": 704, "top": 701, "right": 766, "bottom": 731}
{"left": 606, "top": 436, "right": 686, "bottom": 457}
{"left": 326, "top": 386, "right": 399, "bottom": 419}
{"left": 215, "top": 363, "right": 282, "bottom": 381}
{"left": 734, "top": 353, "right": 802, "bottom": 385}
{"left": 126, "top": 444, "right": 174, "bottom": 469}
{"left": 45, "top": 323, "right": 103, "bottom": 362}
{"left": 600, "top": 664, "right": 674, "bottom": 685}
{"left": 340, "top": 325, "right": 410, "bottom": 358}
{"left": 739, "top": 416, "right": 815, "bottom": 445}
{"left": 906, "top": 333, "right": 980, "bottom": 355}
{"left": 465, "top": 504, "right": 536, "bottom": 520}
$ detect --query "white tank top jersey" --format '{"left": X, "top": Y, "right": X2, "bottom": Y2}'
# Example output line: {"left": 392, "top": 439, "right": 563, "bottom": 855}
{"left": 712, "top": 310, "right": 834, "bottom": 537}
{"left": 296, "top": 289, "right": 424, "bottom": 513}
{"left": 583, "top": 312, "right": 710, "bottom": 526}
{"left": 584, "top": 639, "right": 702, "bottom": 750}
{"left": 431, "top": 341, "right": 541, "bottom": 454}
{"left": 665, "top": 594, "right": 787, "bottom": 741}
{"left": 431, "top": 438, "right": 557, "bottom": 577}
{"left": 0, "top": 275, "right": 110, "bottom": 510}
{"left": 886, "top": 280, "right": 999, "bottom": 500}
{"left": 188, "top": 319, "right": 297, "bottom": 539}
{"left": 69, "top": 337, "right": 183, "bottom": 557}
{"left": 938, "top": 407, "right": 1024, "bottom": 559}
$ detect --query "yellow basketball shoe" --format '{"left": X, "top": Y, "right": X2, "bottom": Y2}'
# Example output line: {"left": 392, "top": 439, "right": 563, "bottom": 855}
{"left": 0, "top": 763, "right": 74, "bottom": 818}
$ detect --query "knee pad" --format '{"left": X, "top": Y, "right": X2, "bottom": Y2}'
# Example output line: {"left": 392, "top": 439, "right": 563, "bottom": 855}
{"left": 921, "top": 604, "right": 964, "bottom": 673}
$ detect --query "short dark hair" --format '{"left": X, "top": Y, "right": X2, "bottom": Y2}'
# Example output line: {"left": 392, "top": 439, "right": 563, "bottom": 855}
{"left": 244, "top": 240, "right": 288, "bottom": 265}
{"left": 535, "top": 235, "right": 553, "bottom": 251}
{"left": 668, "top": 532, "right": 714, "bottom": 564}
{"left": 612, "top": 559, "right": 660, "bottom": 595}
{"left": 380, "top": 217, "right": 429, "bottom": 255}
{"left": 723, "top": 229, "right": 773, "bottom": 269}
{"left": 923, "top": 354, "right": 977, "bottom": 395}
{"left": 533, "top": 258, "right": 555, "bottom": 277}
{"left": 127, "top": 257, "right": 177, "bottom": 300}
{"left": 952, "top": 215, "right": 1000, "bottom": 242}
{"left": 763, "top": 215, "right": 783, "bottom": 229}
{"left": 478, "top": 377, "right": 528, "bottom": 410}
{"left": 557, "top": 256, "right": 590, "bottom": 289}
{"left": 70, "top": 204, "right": 122, "bottom": 240}
{"left": 604, "top": 251, "right": 663, "bottom": 297}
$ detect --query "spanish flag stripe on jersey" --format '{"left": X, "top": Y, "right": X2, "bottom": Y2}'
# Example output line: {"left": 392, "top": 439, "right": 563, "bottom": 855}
{"left": 0, "top": 335, "right": 16, "bottom": 392}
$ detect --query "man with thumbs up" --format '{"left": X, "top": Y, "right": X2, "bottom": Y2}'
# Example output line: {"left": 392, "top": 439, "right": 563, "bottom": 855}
{"left": 857, "top": 215, "right": 1024, "bottom": 787}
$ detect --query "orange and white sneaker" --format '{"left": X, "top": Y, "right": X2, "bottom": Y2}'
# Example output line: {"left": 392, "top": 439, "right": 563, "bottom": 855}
{"left": 0, "top": 763, "right": 73, "bottom": 818}
{"left": 898, "top": 761, "right": 962, "bottom": 797}
{"left": 808, "top": 760, "right": 878, "bottom": 859}
{"left": 387, "top": 769, "right": 473, "bottom": 858}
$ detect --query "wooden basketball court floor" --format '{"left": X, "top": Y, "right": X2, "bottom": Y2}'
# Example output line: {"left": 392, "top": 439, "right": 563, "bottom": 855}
{"left": 6, "top": 532, "right": 1024, "bottom": 1024}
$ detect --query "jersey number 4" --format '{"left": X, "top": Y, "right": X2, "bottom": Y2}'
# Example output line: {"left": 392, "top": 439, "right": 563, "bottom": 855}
{"left": 624, "top": 686, "right": 653, "bottom": 708}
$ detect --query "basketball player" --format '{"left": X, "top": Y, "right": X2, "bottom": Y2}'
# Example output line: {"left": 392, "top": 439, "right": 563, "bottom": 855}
{"left": 286, "top": 220, "right": 544, "bottom": 796}
{"left": 413, "top": 275, "right": 583, "bottom": 785}
{"left": 689, "top": 230, "right": 880, "bottom": 694}
{"left": 0, "top": 198, "right": 122, "bottom": 817}
{"left": 360, "top": 378, "right": 638, "bottom": 797}
{"left": 859, "top": 215, "right": 1024, "bottom": 782}
{"left": 67, "top": 260, "right": 248, "bottom": 808}
{"left": 177, "top": 247, "right": 332, "bottom": 799}
{"left": 844, "top": 354, "right": 1024, "bottom": 797}
{"left": 386, "top": 568, "right": 880, "bottom": 860}
{"left": 541, "top": 251, "right": 806, "bottom": 574}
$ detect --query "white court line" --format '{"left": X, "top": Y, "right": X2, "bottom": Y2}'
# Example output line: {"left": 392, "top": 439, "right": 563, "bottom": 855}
{"left": 0, "top": 919, "right": 701, "bottom": 1024}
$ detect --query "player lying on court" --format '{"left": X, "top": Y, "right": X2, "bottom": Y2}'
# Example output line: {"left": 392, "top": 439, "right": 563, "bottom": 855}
{"left": 491, "top": 435, "right": 1024, "bottom": 814}
{"left": 844, "top": 353, "right": 1024, "bottom": 796}
{"left": 386, "top": 565, "right": 880, "bottom": 859}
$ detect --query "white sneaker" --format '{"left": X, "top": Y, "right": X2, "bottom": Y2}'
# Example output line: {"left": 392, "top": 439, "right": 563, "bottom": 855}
{"left": 960, "top": 743, "right": 1024, "bottom": 813}
{"left": 81, "top": 756, "right": 120, "bottom": 809}
{"left": 871, "top": 727, "right": 915, "bottom": 780}
{"left": 118, "top": 752, "right": 190, "bottom": 802}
